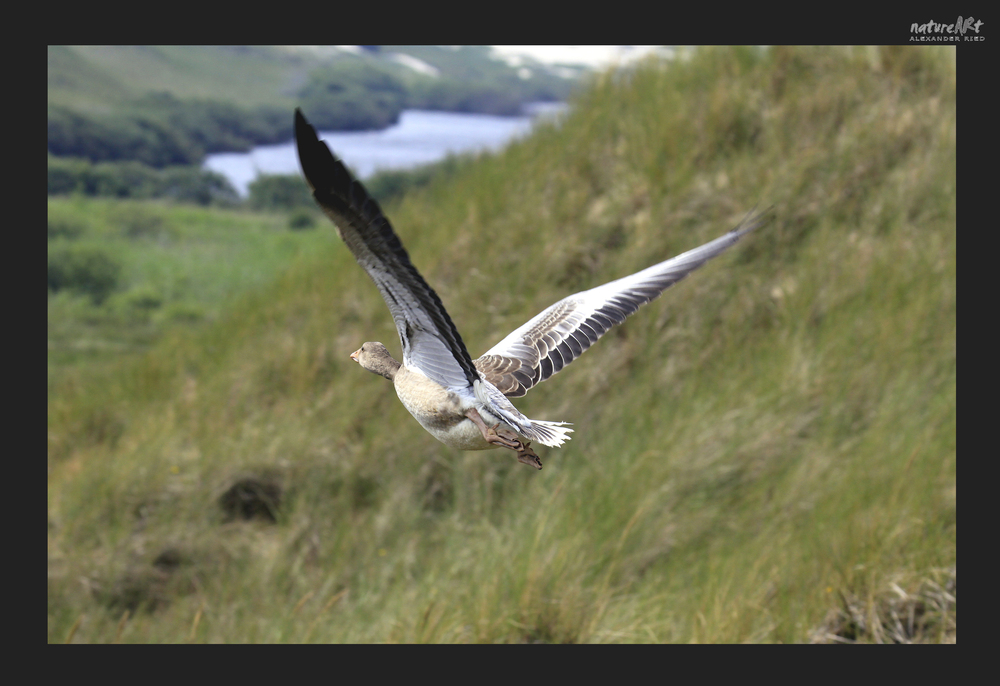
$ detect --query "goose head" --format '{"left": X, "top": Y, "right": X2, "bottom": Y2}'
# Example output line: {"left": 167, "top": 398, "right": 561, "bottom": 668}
{"left": 350, "top": 342, "right": 401, "bottom": 381}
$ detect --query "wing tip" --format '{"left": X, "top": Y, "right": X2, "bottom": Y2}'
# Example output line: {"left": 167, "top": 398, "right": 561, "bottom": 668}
{"left": 294, "top": 108, "right": 327, "bottom": 192}
{"left": 730, "top": 204, "right": 776, "bottom": 239}
{"left": 294, "top": 108, "right": 365, "bottom": 210}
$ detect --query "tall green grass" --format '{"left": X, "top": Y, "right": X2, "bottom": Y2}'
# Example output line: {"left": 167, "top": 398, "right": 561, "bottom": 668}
{"left": 48, "top": 46, "right": 955, "bottom": 643}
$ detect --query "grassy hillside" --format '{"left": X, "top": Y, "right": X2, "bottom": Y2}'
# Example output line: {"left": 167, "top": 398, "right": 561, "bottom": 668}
{"left": 47, "top": 46, "right": 307, "bottom": 114}
{"left": 47, "top": 46, "right": 955, "bottom": 643}
{"left": 48, "top": 46, "right": 574, "bottom": 116}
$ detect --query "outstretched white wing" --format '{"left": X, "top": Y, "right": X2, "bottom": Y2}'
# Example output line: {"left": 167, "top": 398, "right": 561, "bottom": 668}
{"left": 475, "top": 208, "right": 771, "bottom": 397}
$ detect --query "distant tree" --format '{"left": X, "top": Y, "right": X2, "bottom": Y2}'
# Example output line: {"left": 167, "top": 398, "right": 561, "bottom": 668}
{"left": 47, "top": 99, "right": 292, "bottom": 167}
{"left": 47, "top": 156, "right": 238, "bottom": 206}
{"left": 298, "top": 63, "right": 407, "bottom": 130}
{"left": 288, "top": 209, "right": 317, "bottom": 230}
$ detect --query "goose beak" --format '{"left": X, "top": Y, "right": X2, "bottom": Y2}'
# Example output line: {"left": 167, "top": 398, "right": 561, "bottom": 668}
{"left": 350, "top": 348, "right": 361, "bottom": 363}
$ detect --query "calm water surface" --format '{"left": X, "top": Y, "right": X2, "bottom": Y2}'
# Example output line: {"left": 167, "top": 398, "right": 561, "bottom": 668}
{"left": 204, "top": 105, "right": 566, "bottom": 197}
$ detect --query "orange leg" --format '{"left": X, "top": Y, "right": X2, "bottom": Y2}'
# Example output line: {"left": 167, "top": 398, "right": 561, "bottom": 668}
{"left": 465, "top": 408, "right": 543, "bottom": 469}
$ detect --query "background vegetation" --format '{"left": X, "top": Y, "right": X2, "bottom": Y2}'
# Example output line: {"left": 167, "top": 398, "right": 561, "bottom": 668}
{"left": 47, "top": 155, "right": 240, "bottom": 204}
{"left": 48, "top": 46, "right": 575, "bottom": 168}
{"left": 47, "top": 46, "right": 955, "bottom": 643}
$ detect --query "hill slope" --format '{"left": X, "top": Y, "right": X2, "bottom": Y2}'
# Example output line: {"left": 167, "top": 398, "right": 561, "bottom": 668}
{"left": 48, "top": 46, "right": 955, "bottom": 643}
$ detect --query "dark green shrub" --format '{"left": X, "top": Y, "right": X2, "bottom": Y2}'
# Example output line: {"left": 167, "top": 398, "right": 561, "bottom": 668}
{"left": 48, "top": 246, "right": 122, "bottom": 304}
{"left": 288, "top": 210, "right": 316, "bottom": 230}
{"left": 47, "top": 218, "right": 85, "bottom": 239}
{"left": 248, "top": 174, "right": 314, "bottom": 210}
{"left": 123, "top": 287, "right": 164, "bottom": 319}
{"left": 47, "top": 156, "right": 238, "bottom": 206}
{"left": 364, "top": 155, "right": 463, "bottom": 205}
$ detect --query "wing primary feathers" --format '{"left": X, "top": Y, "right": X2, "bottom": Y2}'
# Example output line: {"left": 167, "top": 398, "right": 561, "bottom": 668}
{"left": 294, "top": 109, "right": 480, "bottom": 391}
{"left": 475, "top": 206, "right": 772, "bottom": 397}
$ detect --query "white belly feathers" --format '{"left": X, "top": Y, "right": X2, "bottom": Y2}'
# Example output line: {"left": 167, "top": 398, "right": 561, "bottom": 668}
{"left": 393, "top": 365, "right": 497, "bottom": 451}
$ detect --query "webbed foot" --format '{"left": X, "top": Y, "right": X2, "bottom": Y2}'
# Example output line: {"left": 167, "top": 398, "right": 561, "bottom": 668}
{"left": 485, "top": 423, "right": 522, "bottom": 450}
{"left": 516, "top": 441, "right": 543, "bottom": 470}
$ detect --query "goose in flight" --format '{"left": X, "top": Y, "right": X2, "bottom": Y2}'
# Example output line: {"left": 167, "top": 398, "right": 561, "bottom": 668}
{"left": 294, "top": 109, "right": 770, "bottom": 469}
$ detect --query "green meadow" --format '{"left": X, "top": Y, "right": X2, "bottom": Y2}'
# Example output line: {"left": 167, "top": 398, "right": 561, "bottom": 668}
{"left": 48, "top": 46, "right": 955, "bottom": 643}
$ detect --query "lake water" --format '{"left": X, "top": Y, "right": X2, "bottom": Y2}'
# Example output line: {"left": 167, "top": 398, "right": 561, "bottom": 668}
{"left": 204, "top": 104, "right": 567, "bottom": 197}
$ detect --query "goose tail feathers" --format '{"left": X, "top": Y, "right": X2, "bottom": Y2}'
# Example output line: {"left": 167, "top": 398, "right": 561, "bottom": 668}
{"left": 524, "top": 420, "right": 574, "bottom": 448}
